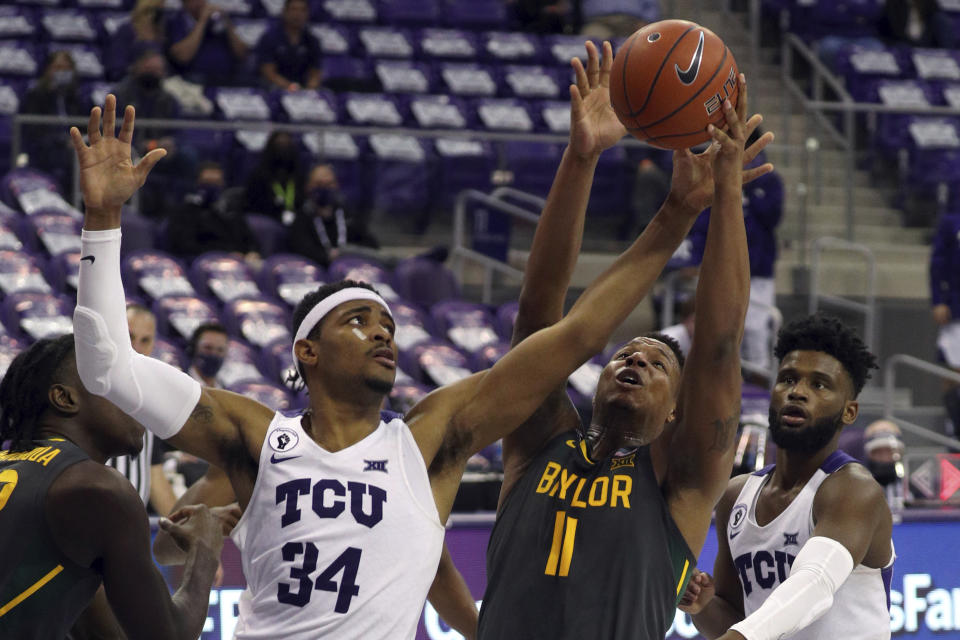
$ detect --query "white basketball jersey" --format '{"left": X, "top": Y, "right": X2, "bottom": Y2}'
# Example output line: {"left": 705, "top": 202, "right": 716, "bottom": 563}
{"left": 727, "top": 450, "right": 894, "bottom": 640}
{"left": 230, "top": 410, "right": 444, "bottom": 640}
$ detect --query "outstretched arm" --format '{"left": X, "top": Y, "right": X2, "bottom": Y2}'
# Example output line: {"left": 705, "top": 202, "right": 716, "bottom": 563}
{"left": 70, "top": 96, "right": 275, "bottom": 477}
{"left": 666, "top": 77, "right": 755, "bottom": 555}
{"left": 427, "top": 544, "right": 479, "bottom": 640}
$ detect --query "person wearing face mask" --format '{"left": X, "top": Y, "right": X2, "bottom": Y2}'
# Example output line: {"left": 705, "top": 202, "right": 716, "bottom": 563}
{"left": 166, "top": 161, "right": 260, "bottom": 263}
{"left": 186, "top": 322, "right": 229, "bottom": 388}
{"left": 244, "top": 131, "right": 306, "bottom": 224}
{"left": 288, "top": 163, "right": 379, "bottom": 266}
{"left": 21, "top": 51, "right": 87, "bottom": 193}
{"left": 863, "top": 419, "right": 906, "bottom": 521}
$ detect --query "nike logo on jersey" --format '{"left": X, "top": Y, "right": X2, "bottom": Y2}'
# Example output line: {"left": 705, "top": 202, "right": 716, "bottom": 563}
{"left": 80, "top": 255, "right": 95, "bottom": 264}
{"left": 363, "top": 459, "right": 388, "bottom": 472}
{"left": 271, "top": 454, "right": 301, "bottom": 464}
{"left": 675, "top": 31, "right": 705, "bottom": 85}
{"left": 729, "top": 531, "right": 741, "bottom": 539}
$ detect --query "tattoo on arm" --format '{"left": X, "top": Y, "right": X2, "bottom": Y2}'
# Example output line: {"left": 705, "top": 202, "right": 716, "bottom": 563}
{"left": 708, "top": 414, "right": 740, "bottom": 453}
{"left": 190, "top": 404, "right": 214, "bottom": 423}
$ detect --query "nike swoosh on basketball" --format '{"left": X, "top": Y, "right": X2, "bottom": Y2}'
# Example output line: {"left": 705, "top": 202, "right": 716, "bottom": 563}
{"left": 80, "top": 255, "right": 95, "bottom": 264}
{"left": 675, "top": 31, "right": 705, "bottom": 85}
{"left": 270, "top": 454, "right": 301, "bottom": 464}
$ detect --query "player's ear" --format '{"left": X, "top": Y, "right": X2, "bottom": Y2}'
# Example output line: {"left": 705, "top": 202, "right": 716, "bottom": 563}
{"left": 49, "top": 383, "right": 81, "bottom": 415}
{"left": 294, "top": 339, "right": 319, "bottom": 370}
{"left": 841, "top": 400, "right": 858, "bottom": 426}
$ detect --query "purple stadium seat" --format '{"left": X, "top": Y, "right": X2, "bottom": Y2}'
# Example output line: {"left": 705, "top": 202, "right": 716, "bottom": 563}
{"left": 258, "top": 253, "right": 326, "bottom": 307}
{"left": 122, "top": 250, "right": 195, "bottom": 301}
{"left": 501, "top": 140, "right": 563, "bottom": 197}
{"left": 259, "top": 336, "right": 298, "bottom": 385}
{"left": 430, "top": 300, "right": 499, "bottom": 353}
{"left": 322, "top": 56, "right": 375, "bottom": 92}
{"left": 327, "top": 254, "right": 399, "bottom": 300}
{"left": 358, "top": 26, "right": 415, "bottom": 58}
{"left": 310, "top": 23, "right": 354, "bottom": 56}
{"left": 190, "top": 252, "right": 262, "bottom": 303}
{"left": 495, "top": 300, "right": 518, "bottom": 340}
{"left": 408, "top": 94, "right": 471, "bottom": 129}
{"left": 391, "top": 298, "right": 433, "bottom": 350}
{"left": 542, "top": 35, "right": 590, "bottom": 68}
{"left": 482, "top": 31, "right": 541, "bottom": 64}
{"left": 587, "top": 144, "right": 630, "bottom": 216}
{"left": 837, "top": 426, "right": 866, "bottom": 462}
{"left": 829, "top": 41, "right": 902, "bottom": 102}
{"left": 234, "top": 17, "right": 269, "bottom": 52}
{"left": 389, "top": 380, "right": 432, "bottom": 414}
{"left": 277, "top": 89, "right": 339, "bottom": 124}
{"left": 244, "top": 213, "right": 288, "bottom": 257}
{"left": 374, "top": 60, "right": 433, "bottom": 94}
{"left": 302, "top": 131, "right": 367, "bottom": 211}
{"left": 394, "top": 255, "right": 461, "bottom": 309}
{"left": 119, "top": 210, "right": 157, "bottom": 254}
{"left": 0, "top": 7, "right": 38, "bottom": 41}
{"left": 222, "top": 297, "right": 291, "bottom": 347}
{"left": 2, "top": 291, "right": 73, "bottom": 340}
{"left": 502, "top": 65, "right": 562, "bottom": 99}
{"left": 1, "top": 168, "right": 69, "bottom": 215}
{"left": 400, "top": 338, "right": 472, "bottom": 386}
{"left": 343, "top": 92, "right": 404, "bottom": 126}
{"left": 908, "top": 48, "right": 960, "bottom": 83}
{"left": 322, "top": 0, "right": 377, "bottom": 23}
{"left": 217, "top": 337, "right": 269, "bottom": 387}
{"left": 43, "top": 249, "right": 80, "bottom": 292}
{"left": 0, "top": 250, "right": 51, "bottom": 296}
{"left": 418, "top": 28, "right": 478, "bottom": 61}
{"left": 50, "top": 43, "right": 105, "bottom": 79}
{"left": 367, "top": 133, "right": 434, "bottom": 221}
{"left": 871, "top": 79, "right": 937, "bottom": 152}
{"left": 228, "top": 380, "right": 294, "bottom": 410}
{"left": 438, "top": 62, "right": 497, "bottom": 96}
{"left": 213, "top": 87, "right": 272, "bottom": 121}
{"left": 0, "top": 41, "right": 40, "bottom": 78}
{"left": 40, "top": 8, "right": 99, "bottom": 41}
{"left": 22, "top": 211, "right": 82, "bottom": 256}
{"left": 474, "top": 97, "right": 535, "bottom": 132}
{"left": 151, "top": 294, "right": 220, "bottom": 341}
{"left": 378, "top": 0, "right": 440, "bottom": 26}
{"left": 0, "top": 217, "right": 23, "bottom": 251}
{"left": 441, "top": 0, "right": 508, "bottom": 30}
{"left": 468, "top": 339, "right": 510, "bottom": 371}
{"left": 432, "top": 137, "right": 495, "bottom": 209}
{"left": 0, "top": 334, "right": 27, "bottom": 378}
{"left": 538, "top": 99, "right": 569, "bottom": 134}
{"left": 151, "top": 336, "right": 188, "bottom": 371}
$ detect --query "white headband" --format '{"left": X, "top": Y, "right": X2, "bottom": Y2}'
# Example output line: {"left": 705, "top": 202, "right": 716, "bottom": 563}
{"left": 291, "top": 288, "right": 392, "bottom": 369}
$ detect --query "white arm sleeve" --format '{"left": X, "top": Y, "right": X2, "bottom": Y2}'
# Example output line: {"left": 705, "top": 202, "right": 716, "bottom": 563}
{"left": 74, "top": 228, "right": 201, "bottom": 439}
{"left": 730, "top": 536, "right": 855, "bottom": 640}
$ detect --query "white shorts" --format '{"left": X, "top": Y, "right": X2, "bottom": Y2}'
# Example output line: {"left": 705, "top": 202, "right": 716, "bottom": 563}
{"left": 938, "top": 320, "right": 960, "bottom": 368}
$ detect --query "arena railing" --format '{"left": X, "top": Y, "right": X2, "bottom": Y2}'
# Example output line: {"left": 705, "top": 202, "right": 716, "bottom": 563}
{"left": 809, "top": 236, "right": 877, "bottom": 357}
{"left": 883, "top": 354, "right": 960, "bottom": 451}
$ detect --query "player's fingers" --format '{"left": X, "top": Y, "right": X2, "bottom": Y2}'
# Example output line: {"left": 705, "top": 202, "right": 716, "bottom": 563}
{"left": 708, "top": 122, "right": 731, "bottom": 147}
{"left": 118, "top": 104, "right": 135, "bottom": 144}
{"left": 102, "top": 94, "right": 117, "bottom": 138}
{"left": 742, "top": 163, "right": 775, "bottom": 184}
{"left": 744, "top": 131, "right": 774, "bottom": 164}
{"left": 585, "top": 40, "right": 600, "bottom": 88}
{"left": 87, "top": 106, "right": 101, "bottom": 144}
{"left": 722, "top": 98, "right": 743, "bottom": 141}
{"left": 69, "top": 127, "right": 86, "bottom": 155}
{"left": 735, "top": 73, "right": 747, "bottom": 123}
{"left": 599, "top": 41, "right": 613, "bottom": 88}
{"left": 743, "top": 113, "right": 763, "bottom": 142}
{"left": 136, "top": 148, "right": 167, "bottom": 183}
{"left": 569, "top": 84, "right": 585, "bottom": 122}
{"left": 572, "top": 57, "right": 589, "bottom": 97}
{"left": 167, "top": 505, "right": 198, "bottom": 523}
{"left": 158, "top": 517, "right": 191, "bottom": 547}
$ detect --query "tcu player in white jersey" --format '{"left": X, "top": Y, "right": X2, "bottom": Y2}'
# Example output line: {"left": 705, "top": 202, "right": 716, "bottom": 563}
{"left": 680, "top": 313, "right": 895, "bottom": 640}
{"left": 68, "top": 80, "right": 707, "bottom": 640}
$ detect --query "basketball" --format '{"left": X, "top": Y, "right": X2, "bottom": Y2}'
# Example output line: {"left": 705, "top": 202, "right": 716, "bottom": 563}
{"left": 610, "top": 19, "right": 739, "bottom": 150}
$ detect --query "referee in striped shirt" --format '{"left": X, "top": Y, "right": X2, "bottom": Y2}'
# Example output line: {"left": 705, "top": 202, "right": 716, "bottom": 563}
{"left": 104, "top": 304, "right": 177, "bottom": 515}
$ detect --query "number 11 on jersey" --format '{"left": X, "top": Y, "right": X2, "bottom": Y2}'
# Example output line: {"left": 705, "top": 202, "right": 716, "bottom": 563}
{"left": 545, "top": 511, "right": 577, "bottom": 577}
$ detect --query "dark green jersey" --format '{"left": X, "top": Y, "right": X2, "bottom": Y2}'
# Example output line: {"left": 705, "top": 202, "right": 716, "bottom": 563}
{"left": 478, "top": 430, "right": 695, "bottom": 640}
{"left": 0, "top": 439, "right": 101, "bottom": 639}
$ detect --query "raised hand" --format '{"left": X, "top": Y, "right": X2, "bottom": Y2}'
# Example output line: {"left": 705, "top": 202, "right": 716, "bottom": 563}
{"left": 668, "top": 74, "right": 775, "bottom": 215}
{"left": 677, "top": 569, "right": 716, "bottom": 615}
{"left": 569, "top": 41, "right": 626, "bottom": 161}
{"left": 69, "top": 94, "right": 166, "bottom": 217}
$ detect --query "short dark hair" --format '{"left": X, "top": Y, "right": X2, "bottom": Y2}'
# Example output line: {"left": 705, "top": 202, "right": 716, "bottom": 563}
{"left": 773, "top": 313, "right": 878, "bottom": 396}
{"left": 640, "top": 332, "right": 686, "bottom": 370}
{"left": 0, "top": 335, "right": 76, "bottom": 452}
{"left": 187, "top": 322, "right": 228, "bottom": 358}
{"left": 289, "top": 280, "right": 381, "bottom": 380}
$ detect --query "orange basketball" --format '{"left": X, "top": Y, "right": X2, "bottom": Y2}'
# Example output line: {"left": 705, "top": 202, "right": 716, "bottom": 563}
{"left": 609, "top": 19, "right": 739, "bottom": 150}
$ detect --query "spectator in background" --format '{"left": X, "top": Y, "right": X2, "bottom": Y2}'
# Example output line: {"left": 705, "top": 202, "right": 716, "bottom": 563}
{"left": 509, "top": 0, "right": 572, "bottom": 34}
{"left": 245, "top": 131, "right": 306, "bottom": 224}
{"left": 166, "top": 0, "right": 248, "bottom": 84}
{"left": 580, "top": 0, "right": 661, "bottom": 38}
{"left": 930, "top": 209, "right": 960, "bottom": 441}
{"left": 186, "top": 322, "right": 229, "bottom": 388}
{"left": 289, "top": 163, "right": 380, "bottom": 266}
{"left": 166, "top": 161, "right": 260, "bottom": 264}
{"left": 108, "top": 0, "right": 167, "bottom": 80}
{"left": 880, "top": 0, "right": 956, "bottom": 48}
{"left": 863, "top": 419, "right": 906, "bottom": 519}
{"left": 20, "top": 51, "right": 87, "bottom": 193}
{"left": 256, "top": 0, "right": 322, "bottom": 91}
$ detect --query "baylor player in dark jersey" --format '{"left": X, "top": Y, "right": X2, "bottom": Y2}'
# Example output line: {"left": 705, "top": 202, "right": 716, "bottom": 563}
{"left": 0, "top": 334, "right": 224, "bottom": 639}
{"left": 478, "top": 42, "right": 773, "bottom": 639}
